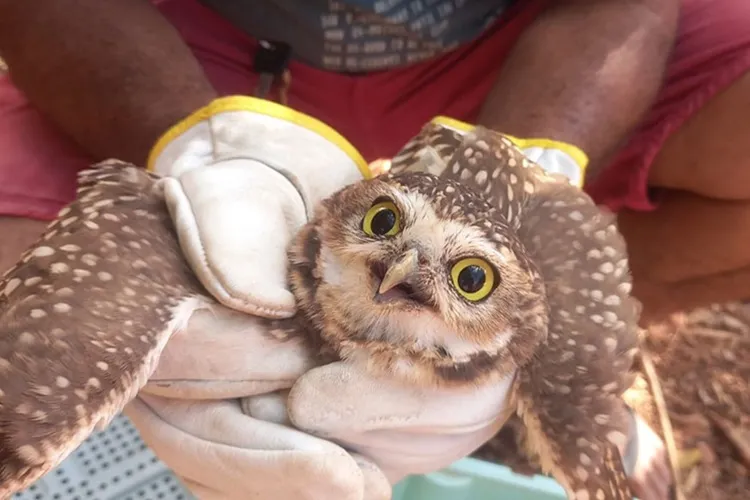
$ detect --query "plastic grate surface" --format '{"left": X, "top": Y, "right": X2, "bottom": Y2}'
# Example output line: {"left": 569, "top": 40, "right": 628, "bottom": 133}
{"left": 14, "top": 416, "right": 566, "bottom": 500}
{"left": 13, "top": 415, "right": 195, "bottom": 500}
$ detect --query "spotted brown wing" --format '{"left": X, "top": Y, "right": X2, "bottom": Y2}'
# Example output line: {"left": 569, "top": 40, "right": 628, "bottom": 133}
{"left": 388, "top": 121, "right": 466, "bottom": 177}
{"left": 433, "top": 127, "right": 639, "bottom": 499}
{"left": 0, "top": 161, "right": 211, "bottom": 496}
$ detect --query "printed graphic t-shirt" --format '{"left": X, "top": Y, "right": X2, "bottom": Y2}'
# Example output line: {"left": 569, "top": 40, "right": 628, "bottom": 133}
{"left": 199, "top": 0, "right": 518, "bottom": 72}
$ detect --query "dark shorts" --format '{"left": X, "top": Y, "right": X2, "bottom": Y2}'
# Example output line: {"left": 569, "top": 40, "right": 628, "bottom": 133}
{"left": 1, "top": 0, "right": 749, "bottom": 220}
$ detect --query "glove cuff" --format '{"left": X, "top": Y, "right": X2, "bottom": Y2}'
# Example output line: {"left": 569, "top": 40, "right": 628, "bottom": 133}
{"left": 430, "top": 116, "right": 589, "bottom": 187}
{"left": 147, "top": 95, "right": 371, "bottom": 180}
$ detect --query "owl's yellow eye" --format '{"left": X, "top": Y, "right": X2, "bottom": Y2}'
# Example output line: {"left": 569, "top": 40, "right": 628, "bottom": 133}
{"left": 362, "top": 200, "right": 401, "bottom": 237}
{"left": 450, "top": 258, "right": 496, "bottom": 301}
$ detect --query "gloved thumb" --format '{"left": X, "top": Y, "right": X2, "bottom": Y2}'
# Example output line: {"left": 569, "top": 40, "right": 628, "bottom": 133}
{"left": 161, "top": 164, "right": 305, "bottom": 318}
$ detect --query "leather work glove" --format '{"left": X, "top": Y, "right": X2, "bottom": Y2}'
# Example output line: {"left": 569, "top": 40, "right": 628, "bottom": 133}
{"left": 125, "top": 305, "right": 393, "bottom": 500}
{"left": 249, "top": 363, "right": 516, "bottom": 485}
{"left": 148, "top": 96, "right": 370, "bottom": 318}
{"left": 130, "top": 304, "right": 517, "bottom": 498}
{"left": 429, "top": 116, "right": 589, "bottom": 188}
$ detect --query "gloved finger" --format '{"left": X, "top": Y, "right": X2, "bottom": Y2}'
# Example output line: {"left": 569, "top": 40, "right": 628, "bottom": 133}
{"left": 241, "top": 392, "right": 393, "bottom": 500}
{"left": 181, "top": 474, "right": 390, "bottom": 500}
{"left": 286, "top": 362, "right": 516, "bottom": 482}
{"left": 344, "top": 414, "right": 507, "bottom": 483}
{"left": 288, "top": 362, "right": 515, "bottom": 433}
{"left": 143, "top": 306, "right": 315, "bottom": 400}
{"left": 241, "top": 390, "right": 292, "bottom": 426}
{"left": 163, "top": 164, "right": 305, "bottom": 318}
{"left": 350, "top": 453, "right": 395, "bottom": 500}
{"left": 125, "top": 394, "right": 368, "bottom": 500}
{"left": 179, "top": 477, "right": 227, "bottom": 500}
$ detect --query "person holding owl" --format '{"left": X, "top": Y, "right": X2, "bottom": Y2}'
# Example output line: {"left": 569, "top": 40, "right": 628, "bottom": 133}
{"left": 0, "top": 0, "right": 748, "bottom": 499}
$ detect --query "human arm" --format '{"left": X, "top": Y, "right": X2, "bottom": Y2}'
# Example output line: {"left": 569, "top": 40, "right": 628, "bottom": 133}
{"left": 0, "top": 1, "right": 369, "bottom": 315}
{"left": 477, "top": 0, "right": 680, "bottom": 181}
{"left": 0, "top": 0, "right": 217, "bottom": 164}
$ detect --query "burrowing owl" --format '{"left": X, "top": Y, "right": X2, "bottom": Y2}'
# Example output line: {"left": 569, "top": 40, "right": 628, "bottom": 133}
{"left": 0, "top": 123, "right": 638, "bottom": 500}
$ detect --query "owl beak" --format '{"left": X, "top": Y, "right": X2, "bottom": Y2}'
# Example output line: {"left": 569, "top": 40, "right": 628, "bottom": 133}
{"left": 378, "top": 248, "right": 420, "bottom": 295}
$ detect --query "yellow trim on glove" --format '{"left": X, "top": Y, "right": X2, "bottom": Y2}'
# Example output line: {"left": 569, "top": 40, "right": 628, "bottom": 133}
{"left": 432, "top": 115, "right": 474, "bottom": 133}
{"left": 148, "top": 96, "right": 372, "bottom": 179}
{"left": 431, "top": 115, "right": 589, "bottom": 171}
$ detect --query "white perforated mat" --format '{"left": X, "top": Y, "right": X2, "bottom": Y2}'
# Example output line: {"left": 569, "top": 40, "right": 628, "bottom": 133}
{"left": 13, "top": 415, "right": 195, "bottom": 500}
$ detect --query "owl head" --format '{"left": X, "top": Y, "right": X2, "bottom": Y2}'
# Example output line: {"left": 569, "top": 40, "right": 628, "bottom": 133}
{"left": 289, "top": 172, "right": 549, "bottom": 386}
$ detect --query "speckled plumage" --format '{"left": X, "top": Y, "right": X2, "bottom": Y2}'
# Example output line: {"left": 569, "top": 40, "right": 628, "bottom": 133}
{"left": 0, "top": 166, "right": 210, "bottom": 497}
{"left": 0, "top": 124, "right": 640, "bottom": 500}
{"left": 390, "top": 123, "right": 640, "bottom": 500}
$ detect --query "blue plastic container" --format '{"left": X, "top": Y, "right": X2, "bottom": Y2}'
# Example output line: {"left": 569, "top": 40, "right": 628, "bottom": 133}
{"left": 15, "top": 414, "right": 567, "bottom": 499}
{"left": 394, "top": 458, "right": 566, "bottom": 500}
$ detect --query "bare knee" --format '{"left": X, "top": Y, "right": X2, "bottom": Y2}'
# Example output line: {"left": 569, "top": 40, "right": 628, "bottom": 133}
{"left": 618, "top": 191, "right": 750, "bottom": 319}
{"left": 617, "top": 190, "right": 750, "bottom": 283}
{"left": 650, "top": 71, "right": 750, "bottom": 200}
{"left": 0, "top": 216, "right": 47, "bottom": 273}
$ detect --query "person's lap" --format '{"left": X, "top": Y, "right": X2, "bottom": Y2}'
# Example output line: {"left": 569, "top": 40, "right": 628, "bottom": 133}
{"left": 1, "top": 0, "right": 750, "bottom": 318}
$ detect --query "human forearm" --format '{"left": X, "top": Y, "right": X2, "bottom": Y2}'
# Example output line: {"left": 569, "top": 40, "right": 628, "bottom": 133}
{"left": 0, "top": 0, "right": 217, "bottom": 164}
{"left": 477, "top": 0, "right": 679, "bottom": 179}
